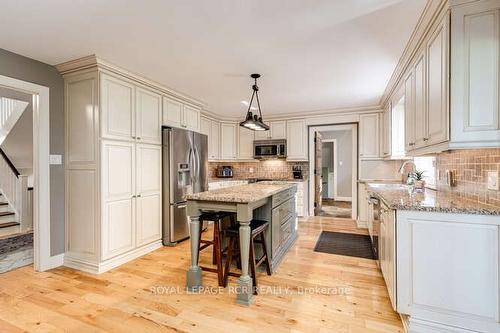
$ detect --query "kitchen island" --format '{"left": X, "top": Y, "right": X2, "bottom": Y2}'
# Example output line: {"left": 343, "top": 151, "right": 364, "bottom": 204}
{"left": 186, "top": 182, "right": 298, "bottom": 305}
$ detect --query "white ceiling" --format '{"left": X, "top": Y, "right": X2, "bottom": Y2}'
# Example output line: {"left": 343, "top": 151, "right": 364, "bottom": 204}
{"left": 0, "top": 0, "right": 426, "bottom": 117}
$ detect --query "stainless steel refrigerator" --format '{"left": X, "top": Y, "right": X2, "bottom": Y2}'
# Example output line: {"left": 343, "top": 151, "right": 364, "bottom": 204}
{"left": 162, "top": 126, "right": 208, "bottom": 245}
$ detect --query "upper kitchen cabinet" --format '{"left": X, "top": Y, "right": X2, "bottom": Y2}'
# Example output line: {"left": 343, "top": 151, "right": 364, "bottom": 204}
{"left": 359, "top": 113, "right": 380, "bottom": 159}
{"left": 451, "top": 0, "right": 500, "bottom": 148}
{"left": 238, "top": 126, "right": 255, "bottom": 160}
{"left": 100, "top": 73, "right": 135, "bottom": 141}
{"left": 255, "top": 120, "right": 286, "bottom": 140}
{"left": 426, "top": 15, "right": 449, "bottom": 147}
{"left": 162, "top": 96, "right": 201, "bottom": 132}
{"left": 403, "top": 13, "right": 449, "bottom": 155}
{"left": 286, "top": 119, "right": 308, "bottom": 161}
{"left": 381, "top": 105, "right": 392, "bottom": 158}
{"left": 135, "top": 86, "right": 162, "bottom": 144}
{"left": 183, "top": 105, "right": 201, "bottom": 132}
{"left": 201, "top": 116, "right": 220, "bottom": 160}
{"left": 220, "top": 122, "right": 237, "bottom": 159}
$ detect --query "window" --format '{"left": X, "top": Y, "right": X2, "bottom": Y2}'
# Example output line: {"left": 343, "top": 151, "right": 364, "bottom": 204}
{"left": 391, "top": 96, "right": 405, "bottom": 158}
{"left": 414, "top": 156, "right": 437, "bottom": 189}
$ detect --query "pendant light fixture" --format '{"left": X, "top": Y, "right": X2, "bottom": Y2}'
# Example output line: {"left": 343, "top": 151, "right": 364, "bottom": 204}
{"left": 239, "top": 73, "right": 270, "bottom": 131}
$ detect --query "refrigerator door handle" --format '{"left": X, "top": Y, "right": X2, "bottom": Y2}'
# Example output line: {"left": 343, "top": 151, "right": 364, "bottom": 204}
{"left": 193, "top": 145, "right": 200, "bottom": 185}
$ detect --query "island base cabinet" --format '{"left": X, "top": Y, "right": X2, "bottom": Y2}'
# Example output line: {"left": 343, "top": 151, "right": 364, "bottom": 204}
{"left": 396, "top": 211, "right": 500, "bottom": 333}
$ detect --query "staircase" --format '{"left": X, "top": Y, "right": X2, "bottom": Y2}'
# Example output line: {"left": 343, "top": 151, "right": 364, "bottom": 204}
{"left": 0, "top": 194, "right": 19, "bottom": 236}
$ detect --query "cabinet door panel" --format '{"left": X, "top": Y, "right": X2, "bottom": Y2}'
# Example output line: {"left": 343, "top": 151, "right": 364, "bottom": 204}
{"left": 359, "top": 114, "right": 380, "bottom": 158}
{"left": 427, "top": 20, "right": 449, "bottom": 145}
{"left": 136, "top": 144, "right": 161, "bottom": 195}
{"left": 162, "top": 97, "right": 183, "bottom": 128}
{"left": 238, "top": 126, "right": 254, "bottom": 159}
{"left": 270, "top": 121, "right": 286, "bottom": 139}
{"left": 102, "top": 198, "right": 134, "bottom": 259}
{"left": 136, "top": 87, "right": 162, "bottom": 144}
{"left": 404, "top": 72, "right": 415, "bottom": 151}
{"left": 210, "top": 121, "right": 220, "bottom": 160}
{"left": 136, "top": 194, "right": 161, "bottom": 246}
{"left": 254, "top": 122, "right": 270, "bottom": 140}
{"left": 101, "top": 74, "right": 134, "bottom": 141}
{"left": 414, "top": 53, "right": 427, "bottom": 148}
{"left": 183, "top": 105, "right": 200, "bottom": 132}
{"left": 102, "top": 141, "right": 134, "bottom": 201}
{"left": 220, "top": 123, "right": 237, "bottom": 159}
{"left": 286, "top": 119, "right": 308, "bottom": 160}
{"left": 451, "top": 3, "right": 499, "bottom": 146}
{"left": 200, "top": 116, "right": 210, "bottom": 136}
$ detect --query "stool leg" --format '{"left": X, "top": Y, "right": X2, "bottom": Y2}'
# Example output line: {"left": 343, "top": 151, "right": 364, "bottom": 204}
{"left": 223, "top": 236, "right": 234, "bottom": 287}
{"left": 260, "top": 232, "right": 272, "bottom": 276}
{"left": 213, "top": 221, "right": 224, "bottom": 286}
{"left": 249, "top": 236, "right": 258, "bottom": 295}
{"left": 212, "top": 221, "right": 218, "bottom": 265}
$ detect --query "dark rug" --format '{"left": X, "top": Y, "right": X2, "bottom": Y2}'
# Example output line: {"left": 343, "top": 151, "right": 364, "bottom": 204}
{"left": 313, "top": 231, "right": 375, "bottom": 260}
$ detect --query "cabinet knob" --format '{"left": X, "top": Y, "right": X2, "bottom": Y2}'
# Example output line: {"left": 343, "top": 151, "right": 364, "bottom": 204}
{"left": 137, "top": 137, "right": 141, "bottom": 140}
{"left": 423, "top": 137, "right": 429, "bottom": 141}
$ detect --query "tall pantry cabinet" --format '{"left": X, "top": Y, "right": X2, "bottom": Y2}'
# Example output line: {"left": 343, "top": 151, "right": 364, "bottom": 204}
{"left": 59, "top": 58, "right": 188, "bottom": 273}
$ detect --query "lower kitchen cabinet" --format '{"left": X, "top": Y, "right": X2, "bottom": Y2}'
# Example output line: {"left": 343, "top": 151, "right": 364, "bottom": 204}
{"left": 379, "top": 203, "right": 396, "bottom": 310}
{"left": 396, "top": 210, "right": 500, "bottom": 332}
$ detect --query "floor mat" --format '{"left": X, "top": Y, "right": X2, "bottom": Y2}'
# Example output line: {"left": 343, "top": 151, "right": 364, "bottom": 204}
{"left": 313, "top": 231, "right": 375, "bottom": 260}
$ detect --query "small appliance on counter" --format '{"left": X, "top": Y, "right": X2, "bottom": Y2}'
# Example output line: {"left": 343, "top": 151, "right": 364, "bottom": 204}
{"left": 292, "top": 165, "right": 303, "bottom": 179}
{"left": 217, "top": 165, "right": 233, "bottom": 178}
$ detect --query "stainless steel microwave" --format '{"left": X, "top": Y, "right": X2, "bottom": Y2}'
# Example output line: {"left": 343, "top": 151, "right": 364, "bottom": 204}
{"left": 253, "top": 139, "right": 287, "bottom": 159}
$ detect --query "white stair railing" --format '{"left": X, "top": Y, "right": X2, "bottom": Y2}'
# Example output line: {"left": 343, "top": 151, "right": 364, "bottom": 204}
{"left": 0, "top": 97, "right": 29, "bottom": 146}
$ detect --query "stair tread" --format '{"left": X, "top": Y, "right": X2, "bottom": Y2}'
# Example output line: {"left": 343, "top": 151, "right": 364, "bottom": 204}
{"left": 0, "top": 221, "right": 19, "bottom": 228}
{"left": 0, "top": 211, "right": 15, "bottom": 216}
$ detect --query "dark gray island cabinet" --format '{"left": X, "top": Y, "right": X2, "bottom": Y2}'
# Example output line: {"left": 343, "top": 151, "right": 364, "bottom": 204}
{"left": 186, "top": 183, "right": 298, "bottom": 305}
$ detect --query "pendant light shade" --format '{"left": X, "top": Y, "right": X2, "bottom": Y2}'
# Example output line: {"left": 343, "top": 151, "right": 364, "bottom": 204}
{"left": 239, "top": 74, "right": 269, "bottom": 131}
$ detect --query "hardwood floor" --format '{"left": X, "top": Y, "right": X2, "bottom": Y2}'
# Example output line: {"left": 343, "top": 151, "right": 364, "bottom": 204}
{"left": 0, "top": 217, "right": 403, "bottom": 332}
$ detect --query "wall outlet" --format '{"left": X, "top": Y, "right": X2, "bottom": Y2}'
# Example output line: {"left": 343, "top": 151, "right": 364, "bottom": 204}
{"left": 487, "top": 171, "right": 499, "bottom": 190}
{"left": 49, "top": 154, "right": 62, "bottom": 165}
{"left": 249, "top": 167, "right": 254, "bottom": 173}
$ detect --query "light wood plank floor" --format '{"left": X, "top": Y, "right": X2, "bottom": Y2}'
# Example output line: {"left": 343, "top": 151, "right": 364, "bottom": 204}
{"left": 0, "top": 217, "right": 403, "bottom": 332}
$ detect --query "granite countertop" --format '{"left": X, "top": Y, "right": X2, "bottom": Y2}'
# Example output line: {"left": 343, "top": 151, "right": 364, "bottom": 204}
{"left": 367, "top": 183, "right": 500, "bottom": 216}
{"left": 187, "top": 183, "right": 296, "bottom": 204}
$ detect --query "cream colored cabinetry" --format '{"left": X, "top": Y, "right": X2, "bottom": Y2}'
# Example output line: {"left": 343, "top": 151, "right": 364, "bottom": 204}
{"left": 238, "top": 126, "right": 255, "bottom": 160}
{"left": 404, "top": 71, "right": 416, "bottom": 152}
{"left": 255, "top": 121, "right": 286, "bottom": 140}
{"left": 63, "top": 65, "right": 166, "bottom": 274}
{"left": 379, "top": 204, "right": 396, "bottom": 310}
{"left": 162, "top": 96, "right": 200, "bottom": 132}
{"left": 381, "top": 107, "right": 391, "bottom": 157}
{"left": 286, "top": 119, "right": 308, "bottom": 161}
{"left": 135, "top": 87, "right": 162, "bottom": 144}
{"left": 357, "top": 183, "right": 369, "bottom": 226}
{"left": 201, "top": 116, "right": 220, "bottom": 160}
{"left": 101, "top": 140, "right": 136, "bottom": 260}
{"left": 100, "top": 74, "right": 135, "bottom": 141}
{"left": 451, "top": 0, "right": 500, "bottom": 148}
{"left": 135, "top": 144, "right": 162, "bottom": 246}
{"left": 426, "top": 17, "right": 449, "bottom": 146}
{"left": 359, "top": 114, "right": 380, "bottom": 159}
{"left": 404, "top": 14, "right": 449, "bottom": 154}
{"left": 220, "top": 123, "right": 237, "bottom": 159}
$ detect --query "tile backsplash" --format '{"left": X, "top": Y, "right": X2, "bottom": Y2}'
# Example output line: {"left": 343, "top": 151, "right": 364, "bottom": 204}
{"left": 208, "top": 160, "right": 309, "bottom": 180}
{"left": 436, "top": 149, "right": 500, "bottom": 207}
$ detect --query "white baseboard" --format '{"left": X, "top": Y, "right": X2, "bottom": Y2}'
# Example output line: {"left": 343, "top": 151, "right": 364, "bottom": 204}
{"left": 334, "top": 196, "right": 352, "bottom": 202}
{"left": 64, "top": 240, "right": 162, "bottom": 274}
{"left": 47, "top": 253, "right": 65, "bottom": 270}
{"left": 356, "top": 219, "right": 367, "bottom": 229}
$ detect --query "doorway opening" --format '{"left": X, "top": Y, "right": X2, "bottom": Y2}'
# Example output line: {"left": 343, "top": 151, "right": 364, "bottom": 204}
{"left": 0, "top": 74, "right": 51, "bottom": 272}
{"left": 309, "top": 124, "right": 357, "bottom": 220}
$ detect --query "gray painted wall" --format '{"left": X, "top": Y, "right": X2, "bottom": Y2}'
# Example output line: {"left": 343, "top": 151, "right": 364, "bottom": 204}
{"left": 321, "top": 129, "right": 353, "bottom": 198}
{"left": 0, "top": 48, "right": 64, "bottom": 256}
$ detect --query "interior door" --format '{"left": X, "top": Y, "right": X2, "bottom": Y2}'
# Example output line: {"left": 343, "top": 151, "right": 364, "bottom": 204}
{"left": 314, "top": 132, "right": 322, "bottom": 215}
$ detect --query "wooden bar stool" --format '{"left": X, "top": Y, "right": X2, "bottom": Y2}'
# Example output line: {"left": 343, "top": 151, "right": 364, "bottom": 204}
{"left": 223, "top": 219, "right": 272, "bottom": 294}
{"left": 198, "top": 211, "right": 236, "bottom": 287}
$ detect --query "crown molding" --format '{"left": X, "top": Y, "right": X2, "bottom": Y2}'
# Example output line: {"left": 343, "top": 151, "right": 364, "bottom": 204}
{"left": 379, "top": 0, "right": 449, "bottom": 107}
{"left": 201, "top": 104, "right": 382, "bottom": 122}
{"left": 55, "top": 55, "right": 205, "bottom": 107}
